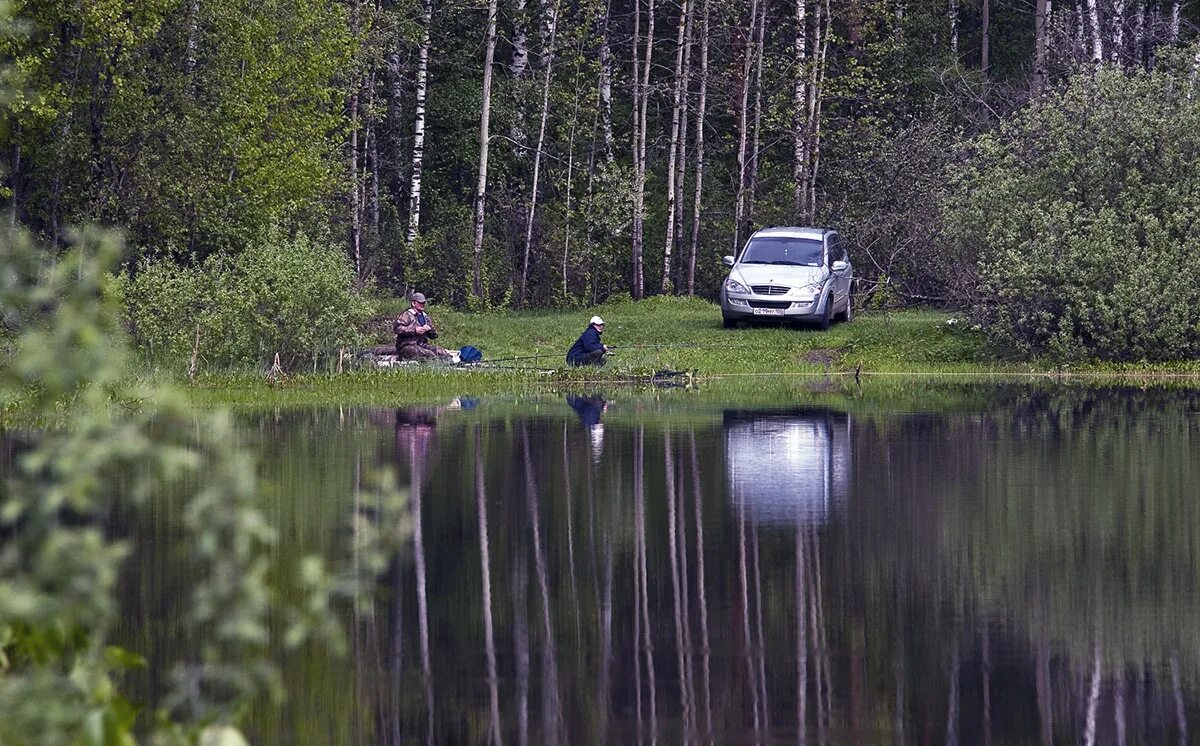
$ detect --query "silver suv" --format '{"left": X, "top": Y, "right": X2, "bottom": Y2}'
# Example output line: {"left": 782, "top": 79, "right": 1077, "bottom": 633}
{"left": 720, "top": 227, "right": 853, "bottom": 330}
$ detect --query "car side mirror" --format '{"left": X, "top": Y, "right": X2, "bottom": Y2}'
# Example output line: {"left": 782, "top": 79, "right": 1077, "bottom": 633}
{"left": 831, "top": 260, "right": 848, "bottom": 272}
{"left": 722, "top": 255, "right": 735, "bottom": 267}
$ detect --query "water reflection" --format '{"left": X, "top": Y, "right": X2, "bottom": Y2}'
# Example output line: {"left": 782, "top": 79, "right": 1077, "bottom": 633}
{"left": 566, "top": 395, "right": 608, "bottom": 461}
{"left": 724, "top": 409, "right": 851, "bottom": 525}
{"left": 105, "top": 386, "right": 1200, "bottom": 744}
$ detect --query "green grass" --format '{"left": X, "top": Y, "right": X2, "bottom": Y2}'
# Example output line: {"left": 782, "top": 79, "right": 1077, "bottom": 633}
{"left": 177, "top": 296, "right": 1200, "bottom": 407}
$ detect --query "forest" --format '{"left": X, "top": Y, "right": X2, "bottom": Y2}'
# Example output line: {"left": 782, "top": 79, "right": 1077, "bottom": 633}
{"left": 3, "top": 0, "right": 1200, "bottom": 360}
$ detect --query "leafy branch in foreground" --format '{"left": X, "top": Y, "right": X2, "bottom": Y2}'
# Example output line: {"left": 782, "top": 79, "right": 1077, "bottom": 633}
{"left": 0, "top": 227, "right": 408, "bottom": 743}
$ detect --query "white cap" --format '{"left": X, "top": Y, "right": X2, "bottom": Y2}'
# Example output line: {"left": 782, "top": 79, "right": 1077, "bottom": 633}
{"left": 590, "top": 315, "right": 605, "bottom": 325}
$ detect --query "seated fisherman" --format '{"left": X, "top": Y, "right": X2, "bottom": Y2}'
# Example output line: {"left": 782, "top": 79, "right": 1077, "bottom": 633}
{"left": 566, "top": 315, "right": 609, "bottom": 366}
{"left": 394, "top": 292, "right": 454, "bottom": 362}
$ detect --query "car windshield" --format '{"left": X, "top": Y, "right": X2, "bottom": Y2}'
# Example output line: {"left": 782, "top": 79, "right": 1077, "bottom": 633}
{"left": 739, "top": 236, "right": 822, "bottom": 266}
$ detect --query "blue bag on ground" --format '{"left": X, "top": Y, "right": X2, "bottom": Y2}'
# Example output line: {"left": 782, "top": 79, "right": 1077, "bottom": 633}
{"left": 459, "top": 345, "right": 483, "bottom": 363}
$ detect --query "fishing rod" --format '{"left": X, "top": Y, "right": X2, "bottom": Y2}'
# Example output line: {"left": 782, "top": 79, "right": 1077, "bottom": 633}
{"left": 605, "top": 343, "right": 720, "bottom": 350}
{"left": 462, "top": 352, "right": 562, "bottom": 365}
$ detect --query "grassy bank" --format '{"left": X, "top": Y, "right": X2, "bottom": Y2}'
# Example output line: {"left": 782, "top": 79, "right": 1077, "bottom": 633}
{"left": 177, "top": 296, "right": 1200, "bottom": 407}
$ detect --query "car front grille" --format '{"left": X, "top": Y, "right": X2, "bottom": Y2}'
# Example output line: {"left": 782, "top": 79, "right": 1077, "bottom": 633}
{"left": 747, "top": 300, "right": 792, "bottom": 310}
{"left": 751, "top": 285, "right": 789, "bottom": 295}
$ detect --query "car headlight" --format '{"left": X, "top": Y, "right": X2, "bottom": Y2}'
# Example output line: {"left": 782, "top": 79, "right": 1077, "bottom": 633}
{"left": 794, "top": 285, "right": 818, "bottom": 301}
{"left": 725, "top": 278, "right": 749, "bottom": 294}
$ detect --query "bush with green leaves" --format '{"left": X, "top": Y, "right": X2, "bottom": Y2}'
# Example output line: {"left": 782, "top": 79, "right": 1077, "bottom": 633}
{"left": 121, "top": 227, "right": 372, "bottom": 372}
{"left": 2, "top": 226, "right": 410, "bottom": 744}
{"left": 944, "top": 67, "right": 1200, "bottom": 362}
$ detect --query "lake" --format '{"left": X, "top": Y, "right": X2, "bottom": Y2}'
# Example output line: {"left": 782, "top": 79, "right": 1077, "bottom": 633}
{"left": 114, "top": 382, "right": 1200, "bottom": 744}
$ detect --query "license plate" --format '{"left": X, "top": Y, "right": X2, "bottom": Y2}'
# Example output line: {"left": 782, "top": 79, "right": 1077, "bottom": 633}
{"left": 752, "top": 307, "right": 785, "bottom": 316}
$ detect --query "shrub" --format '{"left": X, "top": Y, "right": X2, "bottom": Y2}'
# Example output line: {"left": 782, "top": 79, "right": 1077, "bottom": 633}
{"left": 121, "top": 227, "right": 372, "bottom": 371}
{"left": 944, "top": 68, "right": 1200, "bottom": 362}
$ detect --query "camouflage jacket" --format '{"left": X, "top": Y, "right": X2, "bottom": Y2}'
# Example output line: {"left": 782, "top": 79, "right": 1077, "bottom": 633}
{"left": 394, "top": 308, "right": 437, "bottom": 345}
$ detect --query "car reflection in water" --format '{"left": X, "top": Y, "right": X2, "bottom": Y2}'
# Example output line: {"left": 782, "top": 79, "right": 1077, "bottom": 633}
{"left": 724, "top": 409, "right": 851, "bottom": 525}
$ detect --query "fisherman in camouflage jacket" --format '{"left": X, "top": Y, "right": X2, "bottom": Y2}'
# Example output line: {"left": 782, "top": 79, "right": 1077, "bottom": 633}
{"left": 394, "top": 292, "right": 453, "bottom": 362}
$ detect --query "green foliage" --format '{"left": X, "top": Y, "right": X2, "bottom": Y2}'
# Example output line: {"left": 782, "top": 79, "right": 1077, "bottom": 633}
{"left": 945, "top": 69, "right": 1200, "bottom": 362}
{"left": 3, "top": 0, "right": 351, "bottom": 256}
{"left": 120, "top": 226, "right": 372, "bottom": 371}
{"left": 0, "top": 224, "right": 387, "bottom": 742}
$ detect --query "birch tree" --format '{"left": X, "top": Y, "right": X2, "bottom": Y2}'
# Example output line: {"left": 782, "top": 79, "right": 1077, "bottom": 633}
{"left": 631, "top": 0, "right": 655, "bottom": 299}
{"left": 746, "top": 0, "right": 767, "bottom": 232}
{"left": 687, "top": 0, "right": 710, "bottom": 294}
{"left": 348, "top": 0, "right": 363, "bottom": 277}
{"left": 406, "top": 0, "right": 433, "bottom": 247}
{"left": 519, "top": 0, "right": 561, "bottom": 305}
{"left": 732, "top": 0, "right": 762, "bottom": 253}
{"left": 472, "top": 0, "right": 500, "bottom": 301}
{"left": 949, "top": 0, "right": 959, "bottom": 57}
{"left": 661, "top": 0, "right": 693, "bottom": 294}
{"left": 1087, "top": 0, "right": 1103, "bottom": 66}
{"left": 794, "top": 0, "right": 809, "bottom": 219}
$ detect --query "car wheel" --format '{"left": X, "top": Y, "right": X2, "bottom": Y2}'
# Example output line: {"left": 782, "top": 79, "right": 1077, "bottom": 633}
{"left": 839, "top": 289, "right": 854, "bottom": 322}
{"left": 816, "top": 298, "right": 832, "bottom": 331}
{"left": 723, "top": 316, "right": 738, "bottom": 329}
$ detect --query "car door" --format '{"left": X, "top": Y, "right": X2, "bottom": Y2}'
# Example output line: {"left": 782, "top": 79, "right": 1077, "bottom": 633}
{"left": 827, "top": 234, "right": 848, "bottom": 308}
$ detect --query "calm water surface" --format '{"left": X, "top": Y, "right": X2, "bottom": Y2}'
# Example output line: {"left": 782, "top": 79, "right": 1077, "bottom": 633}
{"left": 117, "top": 383, "right": 1200, "bottom": 744}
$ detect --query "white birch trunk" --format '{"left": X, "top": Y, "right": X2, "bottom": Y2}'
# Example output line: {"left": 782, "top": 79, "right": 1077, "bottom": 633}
{"left": 1170, "top": 0, "right": 1180, "bottom": 40}
{"left": 519, "top": 0, "right": 559, "bottom": 306}
{"left": 662, "top": 0, "right": 692, "bottom": 294}
{"left": 1134, "top": 3, "right": 1145, "bottom": 68}
{"left": 806, "top": 0, "right": 831, "bottom": 219}
{"left": 1088, "top": 0, "right": 1104, "bottom": 67}
{"left": 794, "top": 0, "right": 808, "bottom": 220}
{"left": 562, "top": 72, "right": 582, "bottom": 298}
{"left": 185, "top": 0, "right": 199, "bottom": 78}
{"left": 1112, "top": 0, "right": 1126, "bottom": 63}
{"left": 631, "top": 0, "right": 655, "bottom": 299}
{"left": 598, "top": 0, "right": 615, "bottom": 163}
{"left": 349, "top": 0, "right": 362, "bottom": 277}
{"left": 406, "top": 0, "right": 432, "bottom": 246}
{"left": 471, "top": 0, "right": 500, "bottom": 301}
{"left": 673, "top": 4, "right": 694, "bottom": 293}
{"left": 949, "top": 0, "right": 960, "bottom": 56}
{"left": 732, "top": 0, "right": 761, "bottom": 254}
{"left": 746, "top": 0, "right": 767, "bottom": 232}
{"left": 687, "top": 0, "right": 710, "bottom": 295}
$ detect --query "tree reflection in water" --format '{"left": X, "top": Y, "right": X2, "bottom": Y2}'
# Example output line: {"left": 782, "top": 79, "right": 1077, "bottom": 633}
{"left": 115, "top": 387, "right": 1200, "bottom": 744}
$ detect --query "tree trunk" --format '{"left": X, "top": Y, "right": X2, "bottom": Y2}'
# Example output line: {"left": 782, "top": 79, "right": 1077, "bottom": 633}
{"left": 598, "top": 0, "right": 615, "bottom": 164}
{"left": 1170, "top": 0, "right": 1180, "bottom": 40}
{"left": 949, "top": 0, "right": 960, "bottom": 56}
{"left": 348, "top": 0, "right": 363, "bottom": 278}
{"left": 661, "top": 0, "right": 692, "bottom": 294}
{"left": 1033, "top": 0, "right": 1051, "bottom": 93}
{"left": 519, "top": 0, "right": 560, "bottom": 306}
{"left": 793, "top": 0, "right": 809, "bottom": 220}
{"left": 981, "top": 0, "right": 990, "bottom": 77}
{"left": 562, "top": 72, "right": 582, "bottom": 298}
{"left": 631, "top": 0, "right": 655, "bottom": 299}
{"left": 687, "top": 0, "right": 711, "bottom": 294}
{"left": 1112, "top": 0, "right": 1126, "bottom": 63}
{"left": 1087, "top": 0, "right": 1104, "bottom": 67}
{"left": 732, "top": 0, "right": 761, "bottom": 254}
{"left": 745, "top": 0, "right": 767, "bottom": 234}
{"left": 407, "top": 0, "right": 432, "bottom": 247}
{"left": 806, "top": 0, "right": 831, "bottom": 219}
{"left": 471, "top": 0, "right": 500, "bottom": 302}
